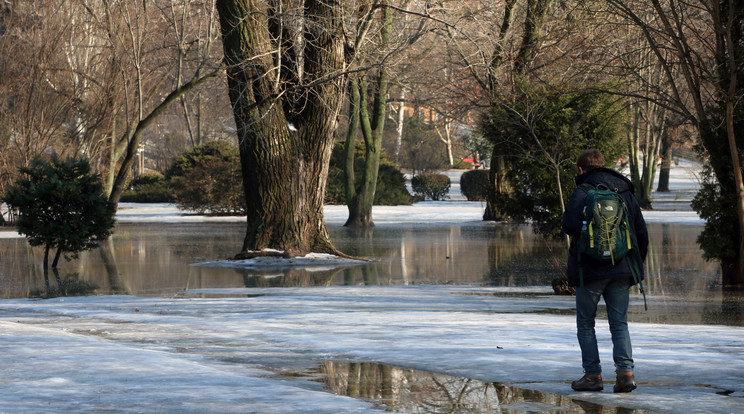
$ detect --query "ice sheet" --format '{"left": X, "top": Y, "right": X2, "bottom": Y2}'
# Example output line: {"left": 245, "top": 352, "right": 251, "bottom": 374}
{"left": 1, "top": 287, "right": 742, "bottom": 413}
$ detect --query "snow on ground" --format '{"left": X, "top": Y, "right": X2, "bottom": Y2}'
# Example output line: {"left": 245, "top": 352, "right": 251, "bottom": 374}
{"left": 1, "top": 287, "right": 742, "bottom": 413}
{"left": 110, "top": 199, "right": 703, "bottom": 227}
{"left": 2, "top": 158, "right": 742, "bottom": 413}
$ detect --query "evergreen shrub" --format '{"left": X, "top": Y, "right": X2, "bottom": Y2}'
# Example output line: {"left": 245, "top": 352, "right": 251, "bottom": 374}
{"left": 120, "top": 172, "right": 174, "bottom": 203}
{"left": 168, "top": 141, "right": 245, "bottom": 215}
{"left": 3, "top": 153, "right": 116, "bottom": 268}
{"left": 460, "top": 169, "right": 490, "bottom": 201}
{"left": 411, "top": 173, "right": 450, "bottom": 201}
{"left": 480, "top": 85, "right": 625, "bottom": 236}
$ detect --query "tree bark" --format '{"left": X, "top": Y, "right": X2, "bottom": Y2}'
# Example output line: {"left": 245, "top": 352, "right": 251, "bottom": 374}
{"left": 721, "top": 0, "right": 744, "bottom": 286}
{"left": 656, "top": 134, "right": 672, "bottom": 192}
{"left": 343, "top": 2, "right": 391, "bottom": 228}
{"left": 483, "top": 150, "right": 509, "bottom": 221}
{"left": 43, "top": 245, "right": 51, "bottom": 276}
{"left": 515, "top": 0, "right": 553, "bottom": 72}
{"left": 52, "top": 247, "right": 63, "bottom": 269}
{"left": 482, "top": 0, "right": 518, "bottom": 222}
{"left": 217, "top": 0, "right": 347, "bottom": 256}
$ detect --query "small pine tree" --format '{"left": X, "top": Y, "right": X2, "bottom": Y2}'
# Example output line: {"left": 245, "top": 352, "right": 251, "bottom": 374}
{"left": 3, "top": 153, "right": 116, "bottom": 271}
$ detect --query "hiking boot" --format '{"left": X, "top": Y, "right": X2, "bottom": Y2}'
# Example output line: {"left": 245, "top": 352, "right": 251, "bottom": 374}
{"left": 614, "top": 370, "right": 637, "bottom": 393}
{"left": 571, "top": 373, "right": 603, "bottom": 391}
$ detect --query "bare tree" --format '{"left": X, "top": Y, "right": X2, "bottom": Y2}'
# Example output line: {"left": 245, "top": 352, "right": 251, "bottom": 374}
{"left": 603, "top": 0, "right": 744, "bottom": 286}
{"left": 216, "top": 0, "right": 353, "bottom": 257}
{"left": 436, "top": 0, "right": 620, "bottom": 222}
{"left": 342, "top": 1, "right": 393, "bottom": 228}
{"left": 0, "top": 0, "right": 224, "bottom": 206}
{"left": 0, "top": 2, "right": 76, "bottom": 166}
{"left": 99, "top": 0, "right": 223, "bottom": 204}
{"left": 343, "top": 0, "right": 433, "bottom": 227}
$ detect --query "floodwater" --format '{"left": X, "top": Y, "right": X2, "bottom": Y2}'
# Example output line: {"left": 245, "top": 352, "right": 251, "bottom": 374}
{"left": 0, "top": 221, "right": 741, "bottom": 326}
{"left": 303, "top": 361, "right": 652, "bottom": 413}
{"left": 1, "top": 220, "right": 742, "bottom": 413}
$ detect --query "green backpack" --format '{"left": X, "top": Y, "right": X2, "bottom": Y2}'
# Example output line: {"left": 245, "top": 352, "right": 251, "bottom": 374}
{"left": 579, "top": 184, "right": 632, "bottom": 264}
{"left": 577, "top": 184, "right": 646, "bottom": 308}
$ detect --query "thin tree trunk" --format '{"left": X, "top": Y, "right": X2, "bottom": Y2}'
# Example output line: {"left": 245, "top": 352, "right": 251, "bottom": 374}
{"left": 483, "top": 0, "right": 547, "bottom": 221}
{"left": 43, "top": 245, "right": 50, "bottom": 276}
{"left": 395, "top": 89, "right": 405, "bottom": 164}
{"left": 52, "top": 247, "right": 63, "bottom": 268}
{"left": 725, "top": 99, "right": 744, "bottom": 286}
{"left": 344, "top": 78, "right": 361, "bottom": 220}
{"left": 722, "top": 1, "right": 744, "bottom": 287}
{"left": 108, "top": 69, "right": 220, "bottom": 205}
{"left": 344, "top": 3, "right": 391, "bottom": 228}
{"left": 657, "top": 134, "right": 672, "bottom": 192}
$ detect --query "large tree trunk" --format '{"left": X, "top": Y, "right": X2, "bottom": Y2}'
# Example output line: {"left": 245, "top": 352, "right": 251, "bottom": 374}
{"left": 217, "top": 0, "right": 347, "bottom": 257}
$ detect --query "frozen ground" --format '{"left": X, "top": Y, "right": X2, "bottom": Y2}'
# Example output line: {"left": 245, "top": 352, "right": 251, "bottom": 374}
{"left": 2, "top": 158, "right": 742, "bottom": 413}
{"left": 1, "top": 286, "right": 742, "bottom": 413}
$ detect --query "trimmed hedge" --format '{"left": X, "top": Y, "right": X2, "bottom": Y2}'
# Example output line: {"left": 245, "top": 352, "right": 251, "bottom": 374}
{"left": 411, "top": 173, "right": 450, "bottom": 201}
{"left": 460, "top": 169, "right": 490, "bottom": 201}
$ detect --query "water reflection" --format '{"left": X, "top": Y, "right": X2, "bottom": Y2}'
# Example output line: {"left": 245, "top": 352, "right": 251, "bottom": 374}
{"left": 27, "top": 269, "right": 98, "bottom": 298}
{"left": 314, "top": 361, "right": 651, "bottom": 413}
{"left": 1, "top": 222, "right": 742, "bottom": 325}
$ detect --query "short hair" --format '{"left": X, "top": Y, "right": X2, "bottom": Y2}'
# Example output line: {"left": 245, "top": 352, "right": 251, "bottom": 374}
{"left": 577, "top": 149, "right": 605, "bottom": 171}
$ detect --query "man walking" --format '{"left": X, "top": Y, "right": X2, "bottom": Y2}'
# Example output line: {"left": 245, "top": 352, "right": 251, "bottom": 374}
{"left": 562, "top": 149, "right": 648, "bottom": 393}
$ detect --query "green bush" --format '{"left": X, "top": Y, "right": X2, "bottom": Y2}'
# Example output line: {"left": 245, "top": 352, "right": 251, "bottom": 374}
{"left": 3, "top": 153, "right": 116, "bottom": 268}
{"left": 375, "top": 163, "right": 413, "bottom": 205}
{"left": 170, "top": 141, "right": 245, "bottom": 215}
{"left": 480, "top": 84, "right": 625, "bottom": 236}
{"left": 166, "top": 140, "right": 238, "bottom": 179}
{"left": 326, "top": 142, "right": 413, "bottom": 205}
{"left": 460, "top": 169, "right": 490, "bottom": 201}
{"left": 120, "top": 172, "right": 174, "bottom": 203}
{"left": 411, "top": 173, "right": 450, "bottom": 201}
{"left": 130, "top": 172, "right": 165, "bottom": 187}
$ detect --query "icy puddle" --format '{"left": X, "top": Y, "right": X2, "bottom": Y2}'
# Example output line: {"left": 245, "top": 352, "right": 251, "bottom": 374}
{"left": 301, "top": 361, "right": 653, "bottom": 413}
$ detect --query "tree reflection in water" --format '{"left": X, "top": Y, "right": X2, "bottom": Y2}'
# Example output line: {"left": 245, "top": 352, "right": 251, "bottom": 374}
{"left": 31, "top": 270, "right": 98, "bottom": 298}
{"left": 316, "top": 361, "right": 652, "bottom": 413}
{"left": 1, "top": 222, "right": 741, "bottom": 325}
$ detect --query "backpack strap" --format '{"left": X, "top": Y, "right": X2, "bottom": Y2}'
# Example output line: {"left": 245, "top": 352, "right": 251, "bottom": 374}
{"left": 578, "top": 183, "right": 594, "bottom": 194}
{"left": 576, "top": 183, "right": 594, "bottom": 292}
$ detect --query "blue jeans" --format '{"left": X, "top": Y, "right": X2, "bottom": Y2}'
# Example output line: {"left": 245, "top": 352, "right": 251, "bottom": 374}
{"left": 576, "top": 277, "right": 634, "bottom": 374}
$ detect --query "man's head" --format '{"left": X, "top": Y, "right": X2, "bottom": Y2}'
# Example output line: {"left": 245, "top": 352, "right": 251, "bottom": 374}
{"left": 577, "top": 149, "right": 605, "bottom": 174}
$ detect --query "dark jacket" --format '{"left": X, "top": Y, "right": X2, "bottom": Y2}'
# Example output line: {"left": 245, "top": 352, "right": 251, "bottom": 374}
{"left": 562, "top": 167, "right": 648, "bottom": 287}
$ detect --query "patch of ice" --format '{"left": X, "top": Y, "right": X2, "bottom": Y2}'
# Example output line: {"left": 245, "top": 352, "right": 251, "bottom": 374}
{"left": 193, "top": 253, "right": 366, "bottom": 271}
